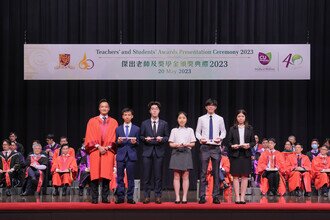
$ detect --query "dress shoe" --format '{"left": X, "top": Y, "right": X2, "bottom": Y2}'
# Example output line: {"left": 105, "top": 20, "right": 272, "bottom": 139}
{"left": 91, "top": 199, "right": 98, "bottom": 204}
{"left": 155, "top": 197, "right": 162, "bottom": 204}
{"left": 127, "top": 199, "right": 136, "bottom": 204}
{"left": 304, "top": 192, "right": 311, "bottom": 197}
{"left": 6, "top": 189, "right": 11, "bottom": 196}
{"left": 115, "top": 199, "right": 125, "bottom": 204}
{"left": 102, "top": 198, "right": 110, "bottom": 203}
{"left": 174, "top": 201, "right": 181, "bottom": 204}
{"left": 53, "top": 188, "right": 59, "bottom": 196}
{"left": 143, "top": 197, "right": 150, "bottom": 204}
{"left": 79, "top": 188, "right": 84, "bottom": 196}
{"left": 213, "top": 197, "right": 220, "bottom": 204}
{"left": 240, "top": 201, "right": 246, "bottom": 204}
{"left": 182, "top": 201, "right": 187, "bottom": 204}
{"left": 199, "top": 196, "right": 206, "bottom": 204}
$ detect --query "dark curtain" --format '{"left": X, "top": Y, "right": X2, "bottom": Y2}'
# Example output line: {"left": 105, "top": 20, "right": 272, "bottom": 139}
{"left": 1, "top": 0, "right": 330, "bottom": 189}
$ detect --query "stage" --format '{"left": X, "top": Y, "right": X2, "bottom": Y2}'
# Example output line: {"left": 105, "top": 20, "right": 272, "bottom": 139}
{"left": 1, "top": 193, "right": 330, "bottom": 220}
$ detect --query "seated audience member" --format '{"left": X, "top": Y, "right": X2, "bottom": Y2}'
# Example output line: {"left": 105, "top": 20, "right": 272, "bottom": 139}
{"left": 286, "top": 144, "right": 312, "bottom": 197}
{"left": 51, "top": 144, "right": 78, "bottom": 196}
{"left": 311, "top": 144, "right": 330, "bottom": 197}
{"left": 0, "top": 139, "right": 20, "bottom": 196}
{"left": 52, "top": 136, "right": 75, "bottom": 161}
{"left": 21, "top": 142, "right": 49, "bottom": 196}
{"left": 257, "top": 138, "right": 286, "bottom": 196}
{"left": 306, "top": 139, "right": 320, "bottom": 162}
{"left": 76, "top": 138, "right": 91, "bottom": 196}
{"left": 9, "top": 142, "right": 26, "bottom": 187}
{"left": 288, "top": 135, "right": 297, "bottom": 151}
{"left": 283, "top": 141, "right": 293, "bottom": 152}
{"left": 9, "top": 132, "right": 25, "bottom": 155}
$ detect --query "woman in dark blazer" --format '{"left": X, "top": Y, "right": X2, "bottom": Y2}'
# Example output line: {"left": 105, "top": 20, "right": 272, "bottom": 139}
{"left": 228, "top": 109, "right": 255, "bottom": 204}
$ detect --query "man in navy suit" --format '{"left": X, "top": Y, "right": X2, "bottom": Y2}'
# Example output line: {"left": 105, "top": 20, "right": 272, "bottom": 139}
{"left": 140, "top": 101, "right": 169, "bottom": 204}
{"left": 115, "top": 108, "right": 140, "bottom": 204}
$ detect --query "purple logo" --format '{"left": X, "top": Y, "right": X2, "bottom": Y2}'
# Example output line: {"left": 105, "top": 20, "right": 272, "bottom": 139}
{"left": 258, "top": 52, "right": 272, "bottom": 65}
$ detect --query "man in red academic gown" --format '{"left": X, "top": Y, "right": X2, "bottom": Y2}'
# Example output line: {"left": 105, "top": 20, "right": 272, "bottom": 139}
{"left": 51, "top": 144, "right": 78, "bottom": 196}
{"left": 257, "top": 138, "right": 286, "bottom": 196}
{"left": 52, "top": 136, "right": 75, "bottom": 161}
{"left": 84, "top": 99, "right": 118, "bottom": 204}
{"left": 312, "top": 144, "right": 330, "bottom": 197}
{"left": 286, "top": 144, "right": 312, "bottom": 197}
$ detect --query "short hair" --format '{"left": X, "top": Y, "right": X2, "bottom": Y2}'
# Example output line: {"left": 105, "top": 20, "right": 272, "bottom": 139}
{"left": 148, "top": 101, "right": 161, "bottom": 110}
{"left": 9, "top": 132, "right": 17, "bottom": 137}
{"left": 288, "top": 135, "right": 296, "bottom": 139}
{"left": 205, "top": 98, "right": 218, "bottom": 107}
{"left": 122, "top": 108, "right": 134, "bottom": 115}
{"left": 268, "top": 138, "right": 276, "bottom": 144}
{"left": 319, "top": 144, "right": 329, "bottom": 150}
{"left": 32, "top": 140, "right": 41, "bottom": 144}
{"left": 61, "top": 143, "right": 69, "bottom": 149}
{"left": 32, "top": 142, "right": 42, "bottom": 149}
{"left": 262, "top": 138, "right": 268, "bottom": 142}
{"left": 295, "top": 143, "right": 303, "bottom": 148}
{"left": 60, "top": 136, "right": 68, "bottom": 141}
{"left": 46, "top": 134, "right": 55, "bottom": 140}
{"left": 99, "top": 99, "right": 110, "bottom": 106}
{"left": 311, "top": 138, "right": 319, "bottom": 143}
{"left": 2, "top": 139, "right": 11, "bottom": 145}
{"left": 81, "top": 138, "right": 85, "bottom": 144}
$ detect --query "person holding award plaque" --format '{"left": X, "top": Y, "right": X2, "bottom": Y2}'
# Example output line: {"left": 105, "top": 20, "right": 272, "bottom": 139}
{"left": 228, "top": 109, "right": 255, "bottom": 204}
{"left": 115, "top": 108, "right": 140, "bottom": 204}
{"left": 196, "top": 99, "right": 226, "bottom": 204}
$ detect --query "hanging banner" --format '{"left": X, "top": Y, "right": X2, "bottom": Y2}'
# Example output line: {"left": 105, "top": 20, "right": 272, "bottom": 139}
{"left": 24, "top": 44, "right": 310, "bottom": 80}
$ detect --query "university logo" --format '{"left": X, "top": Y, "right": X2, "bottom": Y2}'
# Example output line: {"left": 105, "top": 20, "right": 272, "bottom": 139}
{"left": 282, "top": 53, "right": 303, "bottom": 68}
{"left": 54, "top": 54, "right": 75, "bottom": 69}
{"left": 79, "top": 53, "right": 94, "bottom": 70}
{"left": 258, "top": 52, "right": 272, "bottom": 65}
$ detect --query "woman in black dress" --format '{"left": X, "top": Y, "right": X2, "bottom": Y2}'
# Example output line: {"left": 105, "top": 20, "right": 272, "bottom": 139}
{"left": 228, "top": 109, "right": 255, "bottom": 204}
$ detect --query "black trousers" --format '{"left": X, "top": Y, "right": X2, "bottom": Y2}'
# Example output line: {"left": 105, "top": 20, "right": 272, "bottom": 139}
{"left": 90, "top": 178, "right": 110, "bottom": 201}
{"left": 264, "top": 171, "right": 280, "bottom": 193}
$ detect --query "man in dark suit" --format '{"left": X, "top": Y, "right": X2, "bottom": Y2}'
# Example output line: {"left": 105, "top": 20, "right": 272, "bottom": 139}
{"left": 115, "top": 108, "right": 140, "bottom": 204}
{"left": 140, "top": 101, "right": 169, "bottom": 204}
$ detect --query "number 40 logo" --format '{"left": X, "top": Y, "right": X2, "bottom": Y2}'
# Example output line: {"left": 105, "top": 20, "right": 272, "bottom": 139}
{"left": 282, "top": 54, "right": 303, "bottom": 68}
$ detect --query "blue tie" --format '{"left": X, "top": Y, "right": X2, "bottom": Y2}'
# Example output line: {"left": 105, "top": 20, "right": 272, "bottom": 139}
{"left": 125, "top": 125, "right": 129, "bottom": 138}
{"left": 209, "top": 115, "right": 213, "bottom": 141}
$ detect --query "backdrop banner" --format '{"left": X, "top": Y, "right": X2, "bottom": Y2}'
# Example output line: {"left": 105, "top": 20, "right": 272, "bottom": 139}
{"left": 24, "top": 44, "right": 310, "bottom": 80}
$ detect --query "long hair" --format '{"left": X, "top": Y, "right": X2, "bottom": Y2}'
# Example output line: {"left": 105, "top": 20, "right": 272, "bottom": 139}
{"left": 233, "top": 109, "right": 249, "bottom": 126}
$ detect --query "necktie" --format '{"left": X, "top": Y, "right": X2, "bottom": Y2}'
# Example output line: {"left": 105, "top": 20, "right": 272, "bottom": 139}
{"left": 5, "top": 151, "right": 8, "bottom": 158}
{"left": 152, "top": 121, "right": 157, "bottom": 137}
{"left": 297, "top": 155, "right": 302, "bottom": 167}
{"left": 125, "top": 125, "right": 129, "bottom": 138}
{"left": 102, "top": 116, "right": 107, "bottom": 125}
{"left": 209, "top": 115, "right": 213, "bottom": 141}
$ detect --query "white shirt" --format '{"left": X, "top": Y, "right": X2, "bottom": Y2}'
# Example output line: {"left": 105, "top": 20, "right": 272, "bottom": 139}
{"left": 195, "top": 113, "right": 226, "bottom": 141}
{"left": 99, "top": 114, "right": 108, "bottom": 120}
{"left": 123, "top": 122, "right": 132, "bottom": 136}
{"left": 169, "top": 127, "right": 196, "bottom": 145}
{"left": 238, "top": 126, "right": 245, "bottom": 145}
{"left": 150, "top": 118, "right": 159, "bottom": 133}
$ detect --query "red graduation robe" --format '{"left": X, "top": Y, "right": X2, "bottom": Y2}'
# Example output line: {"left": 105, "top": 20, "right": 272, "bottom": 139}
{"left": 51, "top": 154, "right": 78, "bottom": 186}
{"left": 84, "top": 116, "right": 118, "bottom": 181}
{"left": 286, "top": 153, "right": 312, "bottom": 192}
{"left": 311, "top": 155, "right": 330, "bottom": 190}
{"left": 257, "top": 149, "right": 286, "bottom": 195}
{"left": 53, "top": 147, "right": 76, "bottom": 161}
{"left": 206, "top": 156, "right": 231, "bottom": 196}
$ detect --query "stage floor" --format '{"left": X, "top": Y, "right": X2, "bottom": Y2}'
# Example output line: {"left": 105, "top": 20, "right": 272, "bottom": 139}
{"left": 1, "top": 191, "right": 330, "bottom": 220}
